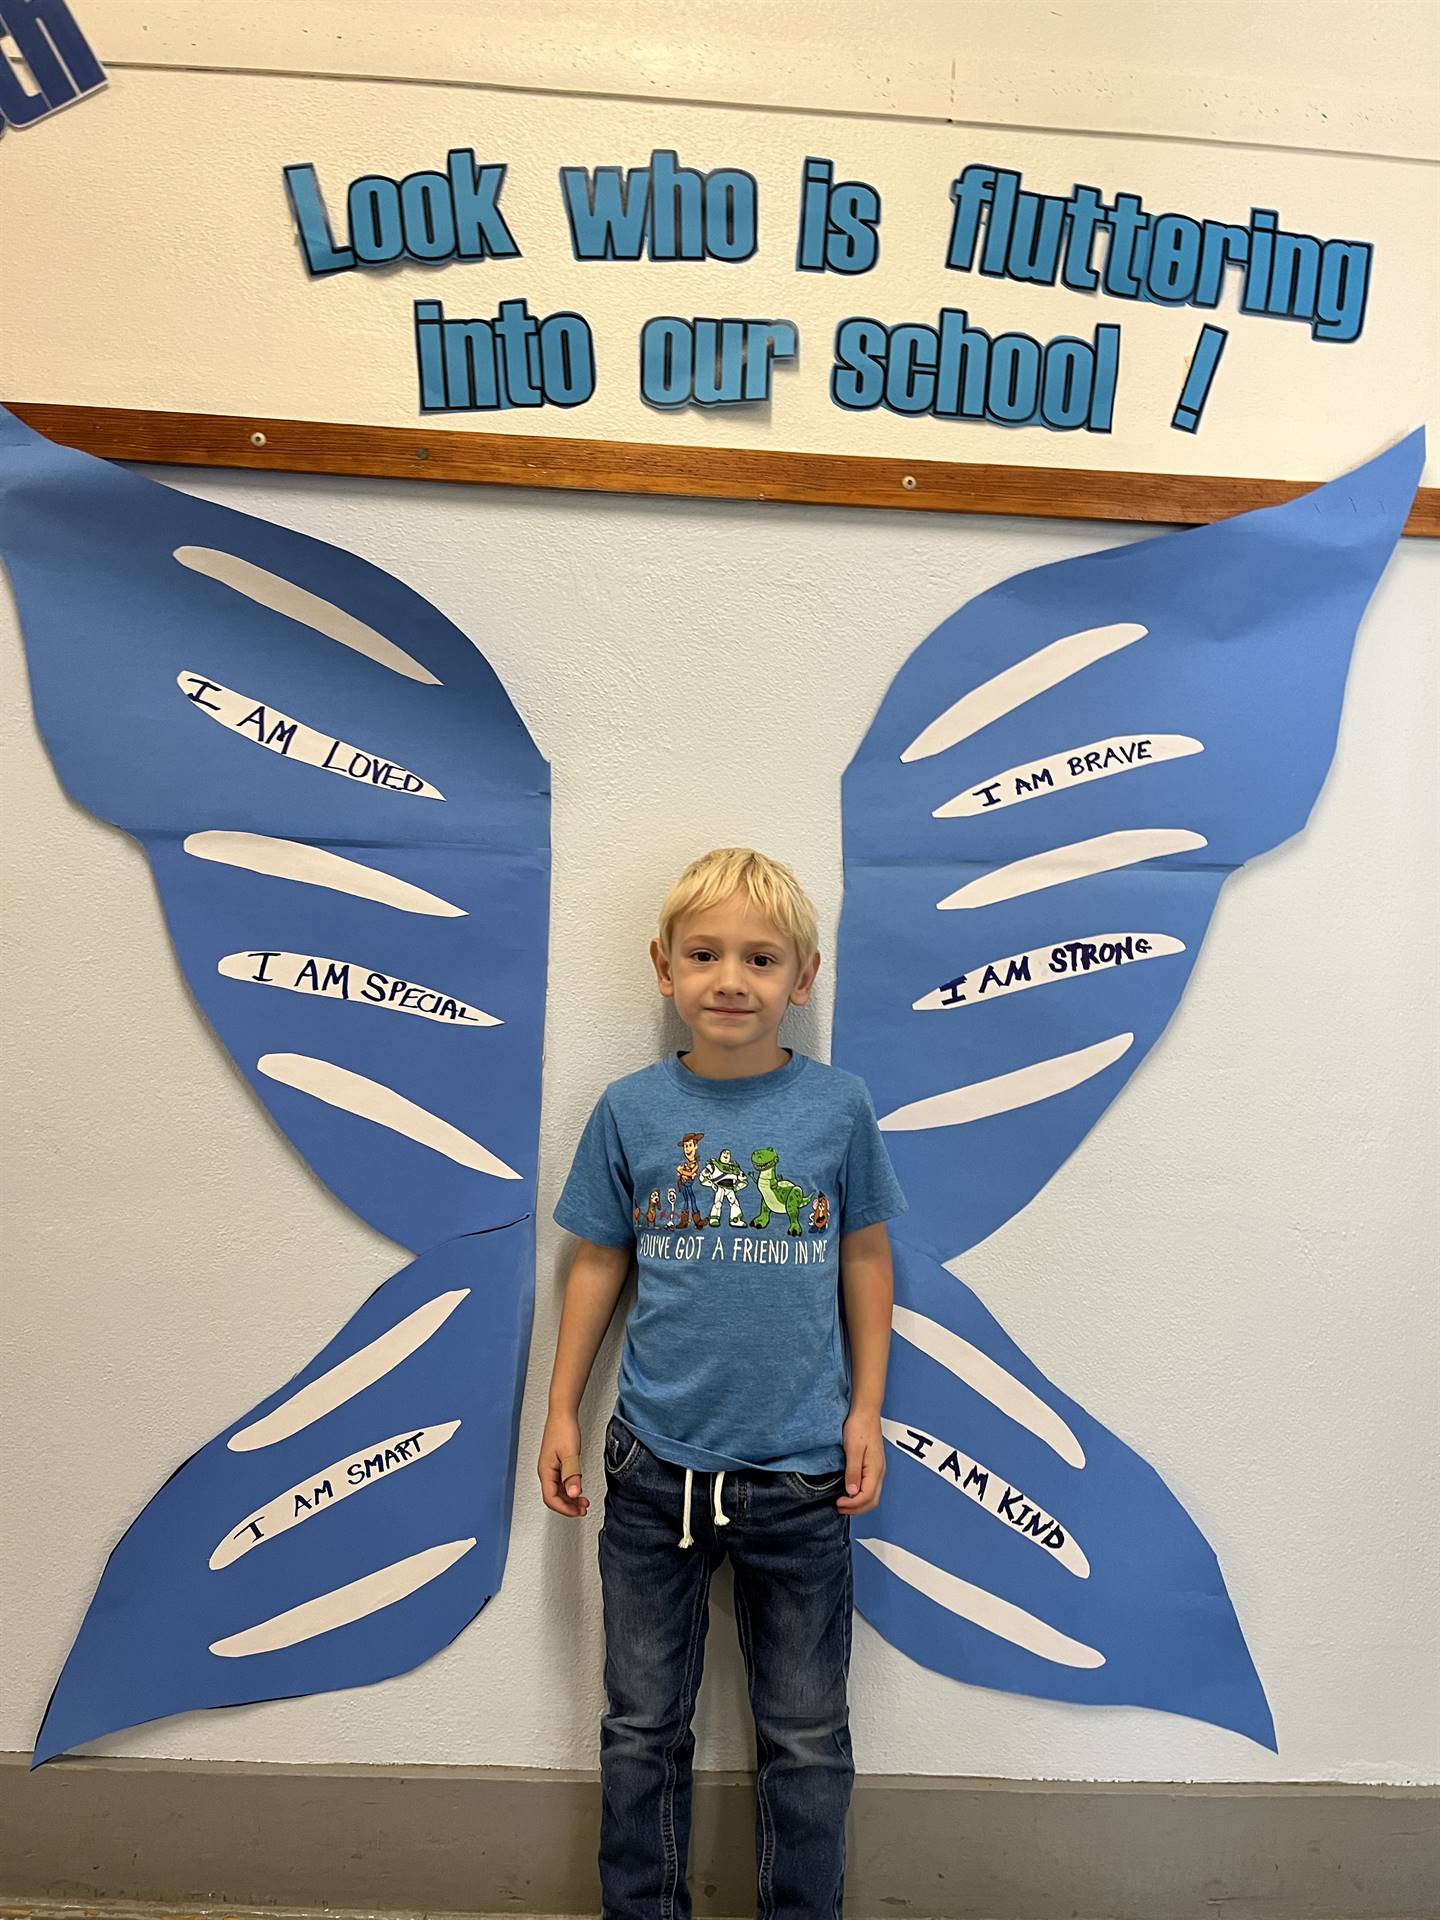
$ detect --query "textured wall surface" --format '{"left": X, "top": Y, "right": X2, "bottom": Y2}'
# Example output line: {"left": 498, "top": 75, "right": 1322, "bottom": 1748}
{"left": 3, "top": 467, "right": 1436, "bottom": 1782}
{"left": 3, "top": 0, "right": 1437, "bottom": 1788}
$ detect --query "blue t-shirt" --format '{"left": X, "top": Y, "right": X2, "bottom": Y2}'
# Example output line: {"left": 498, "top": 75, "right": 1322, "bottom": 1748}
{"left": 553, "top": 1047, "right": 908, "bottom": 1475}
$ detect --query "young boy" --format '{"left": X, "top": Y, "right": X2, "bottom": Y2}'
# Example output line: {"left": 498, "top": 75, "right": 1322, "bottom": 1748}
{"left": 539, "top": 847, "right": 907, "bottom": 1919}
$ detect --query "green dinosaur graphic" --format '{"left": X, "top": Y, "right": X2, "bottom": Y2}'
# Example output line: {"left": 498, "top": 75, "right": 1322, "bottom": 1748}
{"left": 750, "top": 1147, "right": 811, "bottom": 1235}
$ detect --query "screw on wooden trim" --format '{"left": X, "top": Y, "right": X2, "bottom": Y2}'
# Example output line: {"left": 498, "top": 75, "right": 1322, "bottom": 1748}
{"left": 249, "top": 431, "right": 267, "bottom": 448}
{"left": 416, "top": 447, "right": 430, "bottom": 460}
{"left": 902, "top": 474, "right": 917, "bottom": 490}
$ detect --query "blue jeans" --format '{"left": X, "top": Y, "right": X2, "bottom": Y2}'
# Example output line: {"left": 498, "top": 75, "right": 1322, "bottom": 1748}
{"left": 597, "top": 1414, "right": 855, "bottom": 1919}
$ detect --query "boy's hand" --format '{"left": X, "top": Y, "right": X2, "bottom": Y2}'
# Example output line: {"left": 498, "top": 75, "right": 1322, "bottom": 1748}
{"left": 539, "top": 1409, "right": 590, "bottom": 1518}
{"left": 836, "top": 1408, "right": 885, "bottom": 1514}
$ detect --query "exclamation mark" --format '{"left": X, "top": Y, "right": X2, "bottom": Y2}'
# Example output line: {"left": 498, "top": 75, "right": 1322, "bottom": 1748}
{"left": 1171, "top": 325, "right": 1228, "bottom": 433}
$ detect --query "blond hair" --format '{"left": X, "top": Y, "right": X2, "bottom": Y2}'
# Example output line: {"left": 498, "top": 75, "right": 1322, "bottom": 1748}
{"left": 657, "top": 848, "right": 819, "bottom": 968}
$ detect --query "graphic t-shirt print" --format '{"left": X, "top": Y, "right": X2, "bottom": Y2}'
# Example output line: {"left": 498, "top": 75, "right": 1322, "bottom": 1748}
{"left": 629, "top": 1128, "right": 833, "bottom": 1268}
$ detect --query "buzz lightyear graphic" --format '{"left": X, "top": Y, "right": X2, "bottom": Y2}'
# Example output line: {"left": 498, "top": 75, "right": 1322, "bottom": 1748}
{"left": 699, "top": 1146, "right": 750, "bottom": 1227}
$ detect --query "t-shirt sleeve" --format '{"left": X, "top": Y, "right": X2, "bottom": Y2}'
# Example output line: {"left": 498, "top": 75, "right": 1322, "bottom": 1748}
{"left": 838, "top": 1085, "right": 909, "bottom": 1235}
{"left": 553, "top": 1092, "right": 636, "bottom": 1247}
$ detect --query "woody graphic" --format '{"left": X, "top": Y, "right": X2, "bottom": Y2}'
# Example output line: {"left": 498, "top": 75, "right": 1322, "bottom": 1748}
{"left": 675, "top": 1131, "right": 705, "bottom": 1231}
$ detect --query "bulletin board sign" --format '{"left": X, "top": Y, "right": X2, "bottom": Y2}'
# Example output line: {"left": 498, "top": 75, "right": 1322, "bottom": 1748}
{"left": 4, "top": 50, "right": 1438, "bottom": 528}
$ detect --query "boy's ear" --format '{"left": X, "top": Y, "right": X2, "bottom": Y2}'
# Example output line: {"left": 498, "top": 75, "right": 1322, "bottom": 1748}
{"left": 790, "top": 949, "right": 821, "bottom": 1006}
{"left": 650, "top": 937, "right": 675, "bottom": 998}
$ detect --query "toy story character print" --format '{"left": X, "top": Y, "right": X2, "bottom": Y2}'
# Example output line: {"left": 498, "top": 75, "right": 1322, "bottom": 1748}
{"left": 632, "top": 1132, "right": 823, "bottom": 1254}
{"left": 700, "top": 1147, "right": 750, "bottom": 1227}
{"left": 675, "top": 1132, "right": 705, "bottom": 1230}
{"left": 749, "top": 1148, "right": 810, "bottom": 1235}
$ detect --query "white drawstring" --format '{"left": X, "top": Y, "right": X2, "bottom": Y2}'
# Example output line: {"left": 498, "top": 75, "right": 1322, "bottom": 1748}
{"left": 678, "top": 1468, "right": 730, "bottom": 1548}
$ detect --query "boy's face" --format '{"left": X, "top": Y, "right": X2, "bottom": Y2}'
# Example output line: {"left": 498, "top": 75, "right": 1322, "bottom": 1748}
{"left": 651, "top": 890, "right": 819, "bottom": 1054}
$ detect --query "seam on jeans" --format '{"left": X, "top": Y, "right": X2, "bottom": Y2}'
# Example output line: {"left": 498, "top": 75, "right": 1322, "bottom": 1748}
{"left": 731, "top": 1572, "right": 777, "bottom": 1920}
{"left": 785, "top": 1468, "right": 845, "bottom": 1496}
{"left": 660, "top": 1551, "right": 713, "bottom": 1920}
{"left": 606, "top": 1417, "right": 642, "bottom": 1481}
{"left": 835, "top": 1541, "right": 854, "bottom": 1920}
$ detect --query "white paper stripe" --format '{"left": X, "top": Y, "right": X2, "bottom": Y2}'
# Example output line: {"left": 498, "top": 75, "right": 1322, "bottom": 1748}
{"left": 174, "top": 546, "right": 443, "bottom": 685}
{"left": 913, "top": 933, "right": 1184, "bottom": 1009}
{"left": 935, "top": 734, "right": 1203, "bottom": 816}
{"left": 878, "top": 1033, "right": 1133, "bottom": 1132}
{"left": 228, "top": 1290, "right": 470, "bottom": 1452}
{"left": 218, "top": 950, "right": 499, "bottom": 1027}
{"left": 859, "top": 1538, "right": 1105, "bottom": 1668}
{"left": 183, "top": 831, "right": 466, "bottom": 917}
{"left": 883, "top": 1417, "right": 1089, "bottom": 1576}
{"left": 891, "top": 1306, "right": 1085, "bottom": 1469}
{"left": 178, "top": 672, "right": 443, "bottom": 799}
{"left": 900, "top": 624, "right": 1147, "bottom": 763}
{"left": 212, "top": 1422, "right": 462, "bottom": 1568}
{"left": 209, "top": 1538, "right": 477, "bottom": 1657}
{"left": 938, "top": 829, "right": 1208, "bottom": 909}
{"left": 257, "top": 1053, "right": 523, "bottom": 1179}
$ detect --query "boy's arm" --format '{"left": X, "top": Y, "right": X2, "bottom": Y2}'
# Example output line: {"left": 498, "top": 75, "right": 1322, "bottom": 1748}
{"left": 549, "top": 1236, "right": 632, "bottom": 1411}
{"left": 838, "top": 1221, "right": 895, "bottom": 1513}
{"left": 539, "top": 1236, "right": 633, "bottom": 1520}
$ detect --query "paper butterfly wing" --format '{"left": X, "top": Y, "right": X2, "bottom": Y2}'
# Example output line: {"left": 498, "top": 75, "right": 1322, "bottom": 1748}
{"left": 32, "top": 1228, "right": 533, "bottom": 1765}
{"left": 0, "top": 404, "right": 548, "bottom": 1250}
{"left": 861, "top": 1241, "right": 1275, "bottom": 1746}
{"left": 1, "top": 406, "right": 550, "bottom": 1759}
{"left": 839, "top": 429, "right": 1424, "bottom": 1269}
{"left": 835, "top": 431, "right": 1423, "bottom": 1747}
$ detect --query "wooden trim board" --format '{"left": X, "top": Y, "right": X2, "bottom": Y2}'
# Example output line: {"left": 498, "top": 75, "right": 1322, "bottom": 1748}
{"left": 9, "top": 403, "right": 1437, "bottom": 536}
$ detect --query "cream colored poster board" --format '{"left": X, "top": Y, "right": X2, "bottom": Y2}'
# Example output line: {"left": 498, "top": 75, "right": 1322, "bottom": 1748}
{"left": 2, "top": 2, "right": 1437, "bottom": 488}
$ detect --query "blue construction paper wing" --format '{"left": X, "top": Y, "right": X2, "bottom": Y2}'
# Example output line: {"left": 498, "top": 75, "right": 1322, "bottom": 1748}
{"left": 33, "top": 1228, "right": 533, "bottom": 1765}
{"left": 0, "top": 406, "right": 550, "bottom": 1759}
{"left": 852, "top": 1242, "right": 1275, "bottom": 1746}
{"left": 0, "top": 406, "right": 549, "bottom": 1250}
{"left": 836, "top": 431, "right": 1423, "bottom": 1748}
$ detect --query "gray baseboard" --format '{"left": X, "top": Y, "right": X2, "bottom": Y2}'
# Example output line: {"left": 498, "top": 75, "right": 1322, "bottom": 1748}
{"left": 1, "top": 1753, "right": 1436, "bottom": 1920}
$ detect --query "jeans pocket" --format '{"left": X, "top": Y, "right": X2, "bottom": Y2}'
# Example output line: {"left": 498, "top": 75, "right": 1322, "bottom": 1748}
{"left": 603, "top": 1416, "right": 643, "bottom": 1481}
{"left": 783, "top": 1467, "right": 846, "bottom": 1496}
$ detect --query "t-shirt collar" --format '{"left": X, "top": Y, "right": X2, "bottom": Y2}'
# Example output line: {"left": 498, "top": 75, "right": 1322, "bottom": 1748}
{"left": 661, "top": 1047, "right": 807, "bottom": 1098}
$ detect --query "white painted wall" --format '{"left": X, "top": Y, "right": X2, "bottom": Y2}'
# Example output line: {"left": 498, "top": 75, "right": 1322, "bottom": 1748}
{"left": 3, "top": 468, "right": 1436, "bottom": 1783}
{"left": 2, "top": 2, "right": 1438, "bottom": 1785}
